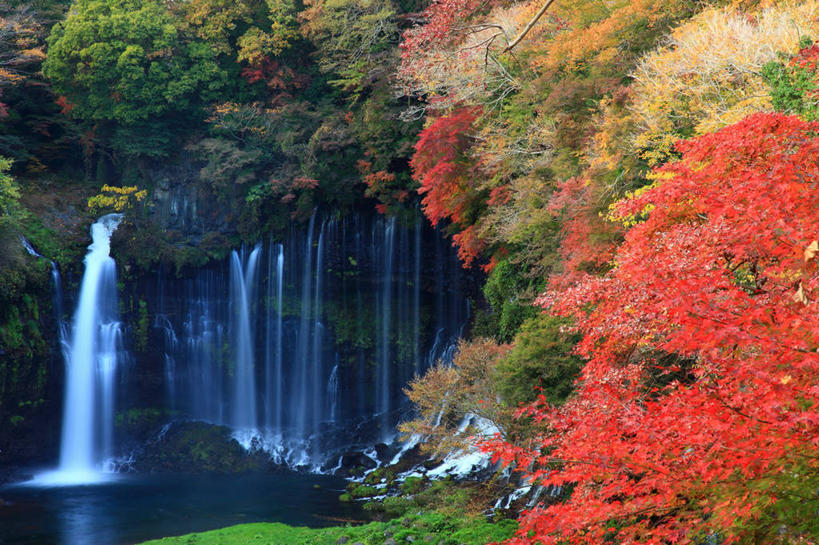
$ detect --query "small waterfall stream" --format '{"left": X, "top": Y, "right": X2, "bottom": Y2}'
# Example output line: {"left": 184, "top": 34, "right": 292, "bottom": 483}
{"left": 265, "top": 242, "right": 285, "bottom": 432}
{"left": 230, "top": 244, "right": 261, "bottom": 429}
{"left": 377, "top": 216, "right": 396, "bottom": 439}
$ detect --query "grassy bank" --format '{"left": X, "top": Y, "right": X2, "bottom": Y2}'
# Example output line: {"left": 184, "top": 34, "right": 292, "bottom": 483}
{"left": 138, "top": 512, "right": 516, "bottom": 545}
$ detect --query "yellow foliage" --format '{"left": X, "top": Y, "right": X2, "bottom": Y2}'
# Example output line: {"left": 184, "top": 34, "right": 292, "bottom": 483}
{"left": 631, "top": 2, "right": 819, "bottom": 165}
{"left": 400, "top": 339, "right": 511, "bottom": 457}
{"left": 528, "top": 0, "right": 699, "bottom": 74}
{"left": 87, "top": 184, "right": 148, "bottom": 214}
{"left": 606, "top": 175, "right": 665, "bottom": 226}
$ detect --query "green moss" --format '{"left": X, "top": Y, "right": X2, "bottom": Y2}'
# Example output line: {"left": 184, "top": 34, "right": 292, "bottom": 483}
{"left": 364, "top": 467, "right": 395, "bottom": 486}
{"left": 133, "top": 421, "right": 269, "bottom": 473}
{"left": 115, "top": 407, "right": 167, "bottom": 432}
{"left": 0, "top": 245, "right": 54, "bottom": 458}
{"left": 399, "top": 476, "right": 425, "bottom": 495}
{"left": 135, "top": 299, "right": 149, "bottom": 352}
{"left": 137, "top": 522, "right": 313, "bottom": 545}
{"left": 349, "top": 484, "right": 380, "bottom": 498}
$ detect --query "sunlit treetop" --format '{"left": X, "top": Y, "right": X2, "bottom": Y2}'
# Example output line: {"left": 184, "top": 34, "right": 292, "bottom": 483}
{"left": 43, "top": 0, "right": 227, "bottom": 125}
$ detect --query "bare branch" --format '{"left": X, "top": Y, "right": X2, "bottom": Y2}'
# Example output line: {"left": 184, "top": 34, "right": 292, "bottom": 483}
{"left": 503, "top": 0, "right": 557, "bottom": 53}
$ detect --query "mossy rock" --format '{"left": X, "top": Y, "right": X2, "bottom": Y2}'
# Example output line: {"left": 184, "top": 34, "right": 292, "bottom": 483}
{"left": 364, "top": 467, "right": 395, "bottom": 486}
{"left": 132, "top": 421, "right": 271, "bottom": 473}
{"left": 348, "top": 484, "right": 380, "bottom": 499}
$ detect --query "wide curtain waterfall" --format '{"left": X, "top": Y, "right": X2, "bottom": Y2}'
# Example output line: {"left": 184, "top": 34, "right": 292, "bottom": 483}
{"left": 149, "top": 211, "right": 469, "bottom": 465}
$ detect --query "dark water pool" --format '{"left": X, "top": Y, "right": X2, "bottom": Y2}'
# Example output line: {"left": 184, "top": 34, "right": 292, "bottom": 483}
{"left": 0, "top": 472, "right": 363, "bottom": 545}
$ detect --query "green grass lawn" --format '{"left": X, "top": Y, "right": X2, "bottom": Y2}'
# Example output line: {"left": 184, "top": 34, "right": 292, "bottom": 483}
{"left": 137, "top": 513, "right": 516, "bottom": 545}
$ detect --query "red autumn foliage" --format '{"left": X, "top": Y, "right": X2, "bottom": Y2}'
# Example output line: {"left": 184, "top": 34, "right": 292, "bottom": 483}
{"left": 358, "top": 159, "right": 410, "bottom": 214}
{"left": 451, "top": 224, "right": 484, "bottom": 267}
{"left": 790, "top": 43, "right": 819, "bottom": 71}
{"left": 241, "top": 59, "right": 309, "bottom": 104}
{"left": 485, "top": 113, "right": 819, "bottom": 544}
{"left": 55, "top": 95, "right": 74, "bottom": 116}
{"left": 487, "top": 184, "right": 511, "bottom": 206}
{"left": 399, "top": 0, "right": 499, "bottom": 60}
{"left": 547, "top": 176, "right": 620, "bottom": 289}
{"left": 292, "top": 176, "right": 319, "bottom": 190}
{"left": 411, "top": 106, "right": 486, "bottom": 266}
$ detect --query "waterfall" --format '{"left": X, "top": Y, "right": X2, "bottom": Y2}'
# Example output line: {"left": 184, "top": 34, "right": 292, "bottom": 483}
{"left": 294, "top": 213, "right": 316, "bottom": 438}
{"left": 275, "top": 246, "right": 284, "bottom": 431}
{"left": 413, "top": 218, "right": 422, "bottom": 376}
{"left": 144, "top": 210, "right": 470, "bottom": 467}
{"left": 377, "top": 216, "right": 396, "bottom": 439}
{"left": 20, "top": 235, "right": 42, "bottom": 257}
{"left": 310, "top": 220, "right": 326, "bottom": 438}
{"left": 52, "top": 262, "right": 67, "bottom": 353}
{"left": 185, "top": 270, "right": 226, "bottom": 424}
{"left": 230, "top": 245, "right": 261, "bottom": 429}
{"left": 36, "top": 214, "right": 123, "bottom": 485}
{"left": 99, "top": 322, "right": 122, "bottom": 464}
{"left": 155, "top": 315, "right": 178, "bottom": 410}
{"left": 265, "top": 242, "right": 285, "bottom": 432}
{"left": 327, "top": 361, "right": 339, "bottom": 423}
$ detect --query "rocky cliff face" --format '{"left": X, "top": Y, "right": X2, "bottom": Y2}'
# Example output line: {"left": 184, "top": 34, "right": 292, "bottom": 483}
{"left": 144, "top": 155, "right": 231, "bottom": 241}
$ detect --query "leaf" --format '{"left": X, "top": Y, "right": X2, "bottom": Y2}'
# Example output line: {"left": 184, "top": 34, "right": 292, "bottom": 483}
{"left": 804, "top": 240, "right": 818, "bottom": 262}
{"left": 792, "top": 283, "right": 808, "bottom": 305}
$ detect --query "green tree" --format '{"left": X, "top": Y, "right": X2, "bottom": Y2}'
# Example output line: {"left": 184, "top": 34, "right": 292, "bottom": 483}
{"left": 236, "top": 0, "right": 300, "bottom": 64}
{"left": 300, "top": 0, "right": 398, "bottom": 96}
{"left": 43, "top": 0, "right": 228, "bottom": 156}
{"left": 494, "top": 313, "right": 582, "bottom": 407}
{"left": 0, "top": 157, "right": 19, "bottom": 213}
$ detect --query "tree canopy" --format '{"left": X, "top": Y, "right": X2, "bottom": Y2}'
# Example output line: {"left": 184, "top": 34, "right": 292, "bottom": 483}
{"left": 43, "top": 0, "right": 227, "bottom": 154}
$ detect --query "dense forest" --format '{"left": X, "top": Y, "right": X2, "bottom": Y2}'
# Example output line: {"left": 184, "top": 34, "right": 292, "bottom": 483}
{"left": 1, "top": 0, "right": 818, "bottom": 543}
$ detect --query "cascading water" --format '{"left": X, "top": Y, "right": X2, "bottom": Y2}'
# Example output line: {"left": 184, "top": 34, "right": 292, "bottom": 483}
{"left": 294, "top": 213, "right": 316, "bottom": 440}
{"left": 230, "top": 245, "right": 261, "bottom": 429}
{"left": 36, "top": 213, "right": 123, "bottom": 485}
{"left": 377, "top": 217, "right": 396, "bottom": 439}
{"left": 310, "top": 220, "right": 327, "bottom": 441}
{"left": 327, "top": 362, "right": 339, "bottom": 423}
{"left": 265, "top": 242, "right": 285, "bottom": 432}
{"left": 413, "top": 218, "right": 422, "bottom": 376}
{"left": 147, "top": 210, "right": 469, "bottom": 468}
{"left": 155, "top": 314, "right": 178, "bottom": 410}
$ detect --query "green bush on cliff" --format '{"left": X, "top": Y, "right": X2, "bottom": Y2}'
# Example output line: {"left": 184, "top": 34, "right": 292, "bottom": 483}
{"left": 0, "top": 157, "right": 20, "bottom": 213}
{"left": 494, "top": 313, "right": 583, "bottom": 407}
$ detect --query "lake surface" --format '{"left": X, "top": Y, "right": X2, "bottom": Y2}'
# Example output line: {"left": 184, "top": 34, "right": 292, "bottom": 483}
{"left": 0, "top": 471, "right": 363, "bottom": 545}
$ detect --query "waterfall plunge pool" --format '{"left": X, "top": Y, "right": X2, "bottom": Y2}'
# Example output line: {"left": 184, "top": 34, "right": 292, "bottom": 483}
{"left": 0, "top": 471, "right": 363, "bottom": 545}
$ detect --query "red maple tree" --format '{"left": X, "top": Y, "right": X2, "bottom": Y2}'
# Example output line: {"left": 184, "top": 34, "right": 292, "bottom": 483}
{"left": 485, "top": 113, "right": 819, "bottom": 544}
{"left": 411, "top": 106, "right": 487, "bottom": 266}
